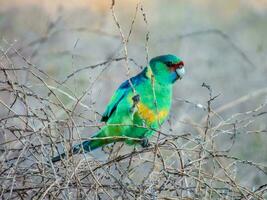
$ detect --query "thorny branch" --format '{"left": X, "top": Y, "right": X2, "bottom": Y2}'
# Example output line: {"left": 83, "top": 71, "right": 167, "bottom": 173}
{"left": 0, "top": 1, "right": 266, "bottom": 200}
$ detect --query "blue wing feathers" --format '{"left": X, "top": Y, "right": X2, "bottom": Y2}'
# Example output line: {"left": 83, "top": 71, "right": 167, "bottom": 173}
{"left": 101, "top": 68, "right": 148, "bottom": 122}
{"left": 101, "top": 90, "right": 126, "bottom": 122}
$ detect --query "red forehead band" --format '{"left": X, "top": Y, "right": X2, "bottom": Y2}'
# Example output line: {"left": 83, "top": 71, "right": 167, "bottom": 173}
{"left": 172, "top": 61, "right": 184, "bottom": 69}
{"left": 172, "top": 61, "right": 184, "bottom": 70}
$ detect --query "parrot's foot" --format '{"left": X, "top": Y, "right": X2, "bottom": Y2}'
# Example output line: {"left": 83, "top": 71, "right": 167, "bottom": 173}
{"left": 132, "top": 94, "right": 140, "bottom": 104}
{"left": 130, "top": 94, "right": 140, "bottom": 113}
{"left": 140, "top": 137, "right": 151, "bottom": 148}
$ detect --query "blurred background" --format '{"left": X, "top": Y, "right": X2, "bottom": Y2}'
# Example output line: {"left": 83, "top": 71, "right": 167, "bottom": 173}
{"left": 0, "top": 0, "right": 266, "bottom": 199}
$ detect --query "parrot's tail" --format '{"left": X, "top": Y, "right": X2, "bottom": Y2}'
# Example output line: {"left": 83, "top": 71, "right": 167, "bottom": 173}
{"left": 51, "top": 129, "right": 111, "bottom": 163}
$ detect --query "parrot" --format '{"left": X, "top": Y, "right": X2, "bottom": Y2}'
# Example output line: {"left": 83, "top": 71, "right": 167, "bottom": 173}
{"left": 51, "top": 54, "right": 185, "bottom": 163}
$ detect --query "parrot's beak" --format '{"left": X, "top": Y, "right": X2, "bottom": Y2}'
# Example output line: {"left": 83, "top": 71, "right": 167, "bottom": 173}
{"left": 175, "top": 61, "right": 185, "bottom": 80}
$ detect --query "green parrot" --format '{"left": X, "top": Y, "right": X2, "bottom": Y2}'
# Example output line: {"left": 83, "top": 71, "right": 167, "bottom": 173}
{"left": 51, "top": 54, "right": 185, "bottom": 162}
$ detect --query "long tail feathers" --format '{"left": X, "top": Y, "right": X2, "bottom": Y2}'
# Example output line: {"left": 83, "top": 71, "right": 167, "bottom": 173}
{"left": 51, "top": 140, "right": 96, "bottom": 163}
{"left": 51, "top": 130, "right": 109, "bottom": 163}
{"left": 51, "top": 152, "right": 66, "bottom": 163}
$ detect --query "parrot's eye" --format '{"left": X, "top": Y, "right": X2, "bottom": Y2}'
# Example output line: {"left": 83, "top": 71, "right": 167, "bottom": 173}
{"left": 165, "top": 61, "right": 173, "bottom": 67}
{"left": 165, "top": 61, "right": 184, "bottom": 70}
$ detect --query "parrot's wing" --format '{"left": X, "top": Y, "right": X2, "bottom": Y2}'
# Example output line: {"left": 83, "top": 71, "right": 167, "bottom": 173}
{"left": 101, "top": 68, "right": 147, "bottom": 122}
{"left": 101, "top": 85, "right": 128, "bottom": 122}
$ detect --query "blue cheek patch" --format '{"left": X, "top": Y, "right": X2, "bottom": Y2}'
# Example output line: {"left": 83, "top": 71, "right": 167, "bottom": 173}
{"left": 170, "top": 72, "right": 178, "bottom": 83}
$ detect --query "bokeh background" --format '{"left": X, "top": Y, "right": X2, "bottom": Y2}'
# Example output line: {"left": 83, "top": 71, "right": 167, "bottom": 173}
{"left": 0, "top": 0, "right": 266, "bottom": 199}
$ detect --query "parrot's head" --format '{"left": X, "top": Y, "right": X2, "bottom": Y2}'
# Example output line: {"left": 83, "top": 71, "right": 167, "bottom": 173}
{"left": 149, "top": 54, "right": 185, "bottom": 85}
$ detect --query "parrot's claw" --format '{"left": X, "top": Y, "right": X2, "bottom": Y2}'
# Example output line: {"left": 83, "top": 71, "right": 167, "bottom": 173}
{"left": 132, "top": 94, "right": 140, "bottom": 104}
{"left": 140, "top": 137, "right": 150, "bottom": 148}
{"left": 130, "top": 94, "right": 140, "bottom": 113}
